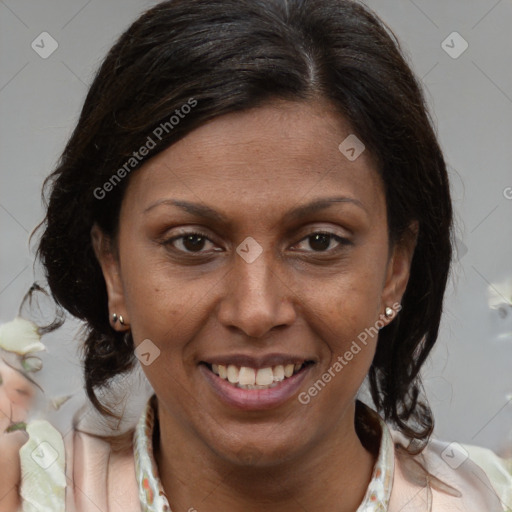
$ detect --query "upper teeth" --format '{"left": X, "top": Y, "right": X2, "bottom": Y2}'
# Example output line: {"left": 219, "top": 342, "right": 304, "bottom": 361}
{"left": 211, "top": 363, "right": 303, "bottom": 389}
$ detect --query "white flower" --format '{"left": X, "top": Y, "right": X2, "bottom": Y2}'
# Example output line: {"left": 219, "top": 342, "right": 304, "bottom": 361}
{"left": 0, "top": 316, "right": 45, "bottom": 355}
{"left": 19, "top": 419, "right": 66, "bottom": 511}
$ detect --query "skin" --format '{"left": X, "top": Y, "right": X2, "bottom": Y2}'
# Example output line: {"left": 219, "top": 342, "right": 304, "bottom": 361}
{"left": 92, "top": 99, "right": 418, "bottom": 512}
{"left": 0, "top": 361, "right": 32, "bottom": 512}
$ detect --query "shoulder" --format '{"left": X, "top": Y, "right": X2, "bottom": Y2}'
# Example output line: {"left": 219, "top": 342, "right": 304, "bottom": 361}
{"left": 390, "top": 432, "right": 512, "bottom": 512}
{"left": 65, "top": 425, "right": 139, "bottom": 511}
{"left": 462, "top": 443, "right": 512, "bottom": 506}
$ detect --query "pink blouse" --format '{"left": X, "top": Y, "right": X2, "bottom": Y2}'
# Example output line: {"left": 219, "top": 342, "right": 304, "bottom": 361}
{"left": 16, "top": 395, "right": 512, "bottom": 511}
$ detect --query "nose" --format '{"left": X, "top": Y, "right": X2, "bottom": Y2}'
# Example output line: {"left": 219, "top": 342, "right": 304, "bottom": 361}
{"left": 216, "top": 245, "right": 297, "bottom": 339}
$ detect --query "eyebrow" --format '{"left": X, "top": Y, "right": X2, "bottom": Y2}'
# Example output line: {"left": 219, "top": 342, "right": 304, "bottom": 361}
{"left": 143, "top": 196, "right": 367, "bottom": 222}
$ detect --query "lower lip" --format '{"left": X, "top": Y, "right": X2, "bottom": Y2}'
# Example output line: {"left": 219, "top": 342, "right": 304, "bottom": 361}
{"left": 199, "top": 364, "right": 313, "bottom": 411}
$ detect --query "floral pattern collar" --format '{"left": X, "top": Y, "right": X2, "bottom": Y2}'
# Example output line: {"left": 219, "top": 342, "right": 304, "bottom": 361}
{"left": 134, "top": 395, "right": 394, "bottom": 512}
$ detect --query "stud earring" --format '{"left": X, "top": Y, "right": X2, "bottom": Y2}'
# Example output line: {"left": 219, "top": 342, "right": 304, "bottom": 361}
{"left": 385, "top": 306, "right": 394, "bottom": 318}
{"left": 112, "top": 312, "right": 129, "bottom": 327}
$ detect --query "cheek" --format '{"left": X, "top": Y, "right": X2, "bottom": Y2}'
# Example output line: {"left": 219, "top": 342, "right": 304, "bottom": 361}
{"left": 120, "top": 248, "right": 221, "bottom": 376}
{"left": 296, "top": 262, "right": 386, "bottom": 395}
{"left": 126, "top": 278, "right": 212, "bottom": 338}
{"left": 304, "top": 263, "right": 385, "bottom": 338}
{"left": 299, "top": 284, "right": 381, "bottom": 410}
{"left": 119, "top": 245, "right": 190, "bottom": 333}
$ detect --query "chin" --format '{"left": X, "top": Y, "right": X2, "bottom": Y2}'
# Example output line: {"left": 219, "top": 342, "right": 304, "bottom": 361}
{"left": 205, "top": 423, "right": 315, "bottom": 469}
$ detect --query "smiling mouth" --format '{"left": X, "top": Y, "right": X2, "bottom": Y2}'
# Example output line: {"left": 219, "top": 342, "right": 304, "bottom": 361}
{"left": 201, "top": 361, "right": 315, "bottom": 390}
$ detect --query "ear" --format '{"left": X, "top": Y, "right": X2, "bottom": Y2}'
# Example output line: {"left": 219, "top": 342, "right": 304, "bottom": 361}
{"left": 380, "top": 220, "right": 419, "bottom": 322}
{"left": 91, "top": 223, "right": 130, "bottom": 332}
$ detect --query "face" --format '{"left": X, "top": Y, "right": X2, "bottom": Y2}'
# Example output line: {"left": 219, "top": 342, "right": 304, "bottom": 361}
{"left": 93, "top": 100, "right": 416, "bottom": 466}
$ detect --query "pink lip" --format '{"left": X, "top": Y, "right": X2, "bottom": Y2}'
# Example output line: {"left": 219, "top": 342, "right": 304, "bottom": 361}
{"left": 199, "top": 363, "right": 313, "bottom": 411}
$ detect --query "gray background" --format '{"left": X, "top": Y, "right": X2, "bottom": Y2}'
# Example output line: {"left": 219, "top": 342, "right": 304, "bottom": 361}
{"left": 1, "top": 0, "right": 511, "bottom": 454}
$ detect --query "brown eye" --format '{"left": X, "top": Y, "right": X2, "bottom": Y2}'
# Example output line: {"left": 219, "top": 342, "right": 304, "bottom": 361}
{"left": 294, "top": 231, "right": 351, "bottom": 253}
{"left": 182, "top": 233, "right": 207, "bottom": 252}
{"left": 165, "top": 231, "right": 219, "bottom": 254}
{"left": 309, "top": 233, "right": 332, "bottom": 251}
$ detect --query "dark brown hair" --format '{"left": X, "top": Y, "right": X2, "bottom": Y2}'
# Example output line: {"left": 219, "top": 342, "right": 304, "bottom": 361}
{"left": 35, "top": 0, "right": 453, "bottom": 450}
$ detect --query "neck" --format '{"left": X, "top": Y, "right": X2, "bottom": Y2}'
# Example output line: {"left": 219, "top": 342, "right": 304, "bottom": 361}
{"left": 154, "top": 401, "right": 377, "bottom": 512}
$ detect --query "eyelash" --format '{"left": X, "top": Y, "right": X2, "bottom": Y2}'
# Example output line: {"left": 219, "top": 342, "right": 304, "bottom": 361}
{"left": 163, "top": 230, "right": 351, "bottom": 256}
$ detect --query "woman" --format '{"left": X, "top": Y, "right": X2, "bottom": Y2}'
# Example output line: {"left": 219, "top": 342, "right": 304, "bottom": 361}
{"left": 1, "top": 0, "right": 510, "bottom": 510}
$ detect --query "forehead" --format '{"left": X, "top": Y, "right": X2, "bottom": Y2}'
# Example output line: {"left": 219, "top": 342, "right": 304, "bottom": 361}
{"left": 123, "top": 100, "right": 385, "bottom": 222}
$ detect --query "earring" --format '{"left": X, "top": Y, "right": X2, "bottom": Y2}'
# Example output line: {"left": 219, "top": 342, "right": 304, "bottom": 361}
{"left": 112, "top": 312, "right": 129, "bottom": 327}
{"left": 385, "top": 306, "right": 394, "bottom": 318}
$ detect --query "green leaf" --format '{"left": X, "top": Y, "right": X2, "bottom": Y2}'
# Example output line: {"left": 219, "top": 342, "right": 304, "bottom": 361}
{"left": 6, "top": 421, "right": 27, "bottom": 433}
